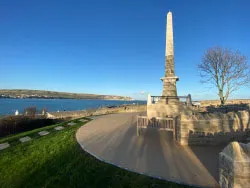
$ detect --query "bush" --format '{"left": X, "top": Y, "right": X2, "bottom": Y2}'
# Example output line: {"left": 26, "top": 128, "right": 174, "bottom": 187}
{"left": 0, "top": 115, "right": 65, "bottom": 138}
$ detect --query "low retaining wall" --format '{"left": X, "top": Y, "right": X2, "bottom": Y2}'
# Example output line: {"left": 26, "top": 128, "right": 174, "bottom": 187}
{"left": 201, "top": 99, "right": 250, "bottom": 107}
{"left": 47, "top": 105, "right": 146, "bottom": 119}
{"left": 219, "top": 142, "right": 250, "bottom": 188}
{"left": 178, "top": 111, "right": 250, "bottom": 145}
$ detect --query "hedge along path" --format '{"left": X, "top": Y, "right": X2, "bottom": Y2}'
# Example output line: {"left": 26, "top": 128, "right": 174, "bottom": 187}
{"left": 0, "top": 117, "right": 90, "bottom": 151}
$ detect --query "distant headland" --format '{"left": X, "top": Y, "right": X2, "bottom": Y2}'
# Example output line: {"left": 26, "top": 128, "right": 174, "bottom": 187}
{"left": 0, "top": 89, "right": 132, "bottom": 101}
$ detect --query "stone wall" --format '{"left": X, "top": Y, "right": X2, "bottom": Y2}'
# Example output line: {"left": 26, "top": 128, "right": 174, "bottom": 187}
{"left": 147, "top": 102, "right": 180, "bottom": 119}
{"left": 219, "top": 142, "right": 250, "bottom": 188}
{"left": 201, "top": 99, "right": 250, "bottom": 107}
{"left": 46, "top": 105, "right": 146, "bottom": 119}
{"left": 177, "top": 111, "right": 250, "bottom": 145}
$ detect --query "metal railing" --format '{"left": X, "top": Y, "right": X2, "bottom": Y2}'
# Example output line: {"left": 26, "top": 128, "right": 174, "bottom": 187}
{"left": 137, "top": 116, "right": 176, "bottom": 138}
{"left": 150, "top": 95, "right": 191, "bottom": 105}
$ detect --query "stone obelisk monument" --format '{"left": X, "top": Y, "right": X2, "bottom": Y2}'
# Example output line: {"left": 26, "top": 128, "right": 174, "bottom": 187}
{"left": 147, "top": 11, "right": 180, "bottom": 119}
{"left": 161, "top": 11, "right": 179, "bottom": 99}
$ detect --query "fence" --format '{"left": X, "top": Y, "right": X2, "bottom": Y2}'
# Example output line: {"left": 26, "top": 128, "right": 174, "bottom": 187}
{"left": 150, "top": 95, "right": 192, "bottom": 106}
{"left": 137, "top": 116, "right": 176, "bottom": 140}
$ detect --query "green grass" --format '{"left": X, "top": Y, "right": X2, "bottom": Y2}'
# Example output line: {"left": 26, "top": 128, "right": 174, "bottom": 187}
{"left": 0, "top": 118, "right": 189, "bottom": 188}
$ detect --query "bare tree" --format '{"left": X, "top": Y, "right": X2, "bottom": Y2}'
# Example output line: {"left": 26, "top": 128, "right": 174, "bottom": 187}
{"left": 24, "top": 106, "right": 37, "bottom": 116}
{"left": 198, "top": 46, "right": 250, "bottom": 105}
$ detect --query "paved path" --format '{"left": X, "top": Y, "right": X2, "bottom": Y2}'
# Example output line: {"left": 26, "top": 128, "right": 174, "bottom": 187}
{"left": 76, "top": 112, "right": 224, "bottom": 188}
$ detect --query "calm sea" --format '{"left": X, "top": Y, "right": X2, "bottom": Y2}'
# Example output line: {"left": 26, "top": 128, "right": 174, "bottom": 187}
{"left": 0, "top": 98, "right": 146, "bottom": 116}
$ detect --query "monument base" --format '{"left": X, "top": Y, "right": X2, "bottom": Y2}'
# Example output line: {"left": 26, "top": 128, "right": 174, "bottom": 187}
{"left": 147, "top": 102, "right": 180, "bottom": 119}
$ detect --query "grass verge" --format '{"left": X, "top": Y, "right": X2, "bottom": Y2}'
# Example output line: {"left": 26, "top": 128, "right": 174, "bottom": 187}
{"left": 0, "top": 118, "right": 189, "bottom": 188}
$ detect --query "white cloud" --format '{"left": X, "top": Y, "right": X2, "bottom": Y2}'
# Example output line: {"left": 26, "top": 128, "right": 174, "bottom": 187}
{"left": 140, "top": 91, "right": 146, "bottom": 95}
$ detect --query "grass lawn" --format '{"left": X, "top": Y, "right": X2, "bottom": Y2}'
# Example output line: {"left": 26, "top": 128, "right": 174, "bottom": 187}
{"left": 0, "top": 118, "right": 189, "bottom": 188}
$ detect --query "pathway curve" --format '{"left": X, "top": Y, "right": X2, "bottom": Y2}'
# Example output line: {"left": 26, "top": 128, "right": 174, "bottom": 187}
{"left": 76, "top": 112, "right": 224, "bottom": 187}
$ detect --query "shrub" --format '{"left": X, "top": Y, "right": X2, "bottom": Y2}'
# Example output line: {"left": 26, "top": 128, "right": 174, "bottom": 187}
{"left": 0, "top": 115, "right": 65, "bottom": 138}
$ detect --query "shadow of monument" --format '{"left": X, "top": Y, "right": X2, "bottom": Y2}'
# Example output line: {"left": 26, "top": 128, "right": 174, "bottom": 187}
{"left": 111, "top": 114, "right": 170, "bottom": 176}
{"left": 138, "top": 129, "right": 172, "bottom": 174}
{"left": 110, "top": 113, "right": 219, "bottom": 187}
{"left": 188, "top": 144, "right": 227, "bottom": 182}
{"left": 107, "top": 112, "right": 249, "bottom": 186}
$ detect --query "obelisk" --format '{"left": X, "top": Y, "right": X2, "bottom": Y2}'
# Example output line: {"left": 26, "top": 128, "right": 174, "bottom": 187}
{"left": 161, "top": 11, "right": 179, "bottom": 98}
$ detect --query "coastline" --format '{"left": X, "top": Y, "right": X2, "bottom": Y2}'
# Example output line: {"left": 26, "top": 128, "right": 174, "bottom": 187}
{"left": 0, "top": 98, "right": 146, "bottom": 116}
{"left": 0, "top": 104, "right": 147, "bottom": 119}
{"left": 47, "top": 104, "right": 146, "bottom": 119}
{"left": 0, "top": 97, "right": 133, "bottom": 101}
{"left": 0, "top": 89, "right": 132, "bottom": 101}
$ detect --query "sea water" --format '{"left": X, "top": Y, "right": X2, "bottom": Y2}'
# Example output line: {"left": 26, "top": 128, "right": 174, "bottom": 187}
{"left": 0, "top": 98, "right": 146, "bottom": 116}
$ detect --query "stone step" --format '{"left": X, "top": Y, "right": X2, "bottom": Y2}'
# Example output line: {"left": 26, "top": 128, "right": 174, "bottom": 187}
{"left": 79, "top": 119, "right": 88, "bottom": 122}
{"left": 67, "top": 122, "right": 76, "bottom": 126}
{"left": 38, "top": 131, "right": 50, "bottom": 136}
{"left": 19, "top": 136, "right": 32, "bottom": 143}
{"left": 54, "top": 126, "right": 64, "bottom": 131}
{"left": 0, "top": 143, "right": 10, "bottom": 150}
{"left": 88, "top": 116, "right": 96, "bottom": 120}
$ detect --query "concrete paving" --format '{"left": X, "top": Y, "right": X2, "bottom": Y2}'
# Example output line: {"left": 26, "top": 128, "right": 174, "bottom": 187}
{"left": 76, "top": 112, "right": 224, "bottom": 188}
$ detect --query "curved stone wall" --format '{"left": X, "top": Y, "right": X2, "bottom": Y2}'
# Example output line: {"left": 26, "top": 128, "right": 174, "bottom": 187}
{"left": 178, "top": 111, "right": 250, "bottom": 145}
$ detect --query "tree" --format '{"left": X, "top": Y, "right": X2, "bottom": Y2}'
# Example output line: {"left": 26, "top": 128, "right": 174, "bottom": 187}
{"left": 24, "top": 106, "right": 37, "bottom": 116}
{"left": 198, "top": 46, "right": 250, "bottom": 105}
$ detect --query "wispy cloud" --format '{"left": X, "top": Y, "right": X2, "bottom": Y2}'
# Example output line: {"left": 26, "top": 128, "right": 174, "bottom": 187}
{"left": 140, "top": 91, "right": 146, "bottom": 95}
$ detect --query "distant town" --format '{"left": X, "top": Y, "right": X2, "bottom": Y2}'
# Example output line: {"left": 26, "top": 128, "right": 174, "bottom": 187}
{"left": 0, "top": 89, "right": 132, "bottom": 101}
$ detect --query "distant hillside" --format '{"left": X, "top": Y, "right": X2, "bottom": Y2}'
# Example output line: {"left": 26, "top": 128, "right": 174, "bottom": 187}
{"left": 0, "top": 89, "right": 132, "bottom": 101}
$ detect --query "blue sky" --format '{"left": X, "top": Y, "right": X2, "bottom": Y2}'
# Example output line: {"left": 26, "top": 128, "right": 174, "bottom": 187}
{"left": 0, "top": 0, "right": 250, "bottom": 100}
